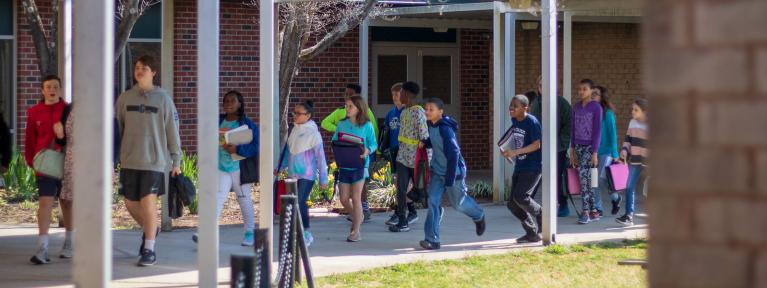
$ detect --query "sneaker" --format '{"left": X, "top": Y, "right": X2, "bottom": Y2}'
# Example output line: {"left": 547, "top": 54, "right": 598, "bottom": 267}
{"left": 557, "top": 205, "right": 570, "bottom": 218}
{"left": 138, "top": 249, "right": 157, "bottom": 266}
{"left": 241, "top": 230, "right": 255, "bottom": 246}
{"left": 515, "top": 233, "right": 542, "bottom": 244}
{"left": 346, "top": 232, "right": 361, "bottom": 242}
{"left": 589, "top": 211, "right": 601, "bottom": 221}
{"left": 419, "top": 240, "right": 441, "bottom": 250}
{"left": 139, "top": 227, "right": 160, "bottom": 255}
{"left": 385, "top": 214, "right": 399, "bottom": 226}
{"left": 388, "top": 223, "right": 410, "bottom": 232}
{"left": 363, "top": 210, "right": 372, "bottom": 223}
{"left": 616, "top": 214, "right": 634, "bottom": 226}
{"left": 30, "top": 247, "right": 50, "bottom": 265}
{"left": 59, "top": 241, "right": 73, "bottom": 259}
{"left": 406, "top": 213, "right": 419, "bottom": 225}
{"left": 439, "top": 207, "right": 446, "bottom": 225}
{"left": 192, "top": 233, "right": 198, "bottom": 243}
{"left": 475, "top": 216, "right": 486, "bottom": 236}
{"left": 597, "top": 210, "right": 604, "bottom": 217}
{"left": 303, "top": 231, "right": 314, "bottom": 247}
{"left": 577, "top": 212, "right": 590, "bottom": 224}
{"left": 611, "top": 195, "right": 622, "bottom": 215}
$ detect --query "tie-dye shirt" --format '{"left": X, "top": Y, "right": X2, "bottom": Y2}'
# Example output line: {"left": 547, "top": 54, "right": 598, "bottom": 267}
{"left": 281, "top": 141, "right": 329, "bottom": 185}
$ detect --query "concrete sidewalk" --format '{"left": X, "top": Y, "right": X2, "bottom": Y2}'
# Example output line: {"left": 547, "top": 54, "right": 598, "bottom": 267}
{"left": 0, "top": 202, "right": 646, "bottom": 287}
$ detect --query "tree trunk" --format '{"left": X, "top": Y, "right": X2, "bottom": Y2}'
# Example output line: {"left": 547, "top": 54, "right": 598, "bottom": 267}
{"left": 21, "top": 0, "right": 56, "bottom": 77}
{"left": 114, "top": 0, "right": 142, "bottom": 62}
{"left": 276, "top": 5, "right": 309, "bottom": 147}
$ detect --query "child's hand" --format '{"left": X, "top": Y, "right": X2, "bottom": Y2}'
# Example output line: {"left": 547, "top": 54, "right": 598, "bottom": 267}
{"left": 223, "top": 144, "right": 237, "bottom": 154}
{"left": 361, "top": 148, "right": 370, "bottom": 159}
{"left": 53, "top": 122, "right": 65, "bottom": 139}
{"left": 620, "top": 150, "right": 628, "bottom": 162}
{"left": 591, "top": 153, "right": 598, "bottom": 167}
{"left": 570, "top": 156, "right": 578, "bottom": 168}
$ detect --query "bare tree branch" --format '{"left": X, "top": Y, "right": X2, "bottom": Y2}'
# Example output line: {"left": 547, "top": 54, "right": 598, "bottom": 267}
{"left": 114, "top": 0, "right": 161, "bottom": 62}
{"left": 298, "top": 0, "right": 377, "bottom": 61}
{"left": 21, "top": 0, "right": 56, "bottom": 77}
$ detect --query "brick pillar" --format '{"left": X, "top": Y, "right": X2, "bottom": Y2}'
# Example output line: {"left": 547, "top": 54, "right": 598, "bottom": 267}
{"left": 646, "top": 1, "right": 767, "bottom": 288}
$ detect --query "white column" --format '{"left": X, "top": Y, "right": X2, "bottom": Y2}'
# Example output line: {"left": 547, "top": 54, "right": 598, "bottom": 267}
{"left": 71, "top": 0, "right": 113, "bottom": 286}
{"left": 541, "top": 0, "right": 558, "bottom": 245}
{"left": 259, "top": 0, "right": 277, "bottom": 267}
{"left": 59, "top": 0, "right": 72, "bottom": 102}
{"left": 491, "top": 5, "right": 505, "bottom": 202}
{"left": 160, "top": 0, "right": 175, "bottom": 232}
{"left": 197, "top": 0, "right": 220, "bottom": 286}
{"left": 359, "top": 18, "right": 370, "bottom": 100}
{"left": 563, "top": 12, "right": 573, "bottom": 102}
{"left": 503, "top": 13, "right": 516, "bottom": 189}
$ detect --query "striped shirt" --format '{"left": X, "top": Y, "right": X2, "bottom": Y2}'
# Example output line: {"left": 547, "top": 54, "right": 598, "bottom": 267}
{"left": 622, "top": 119, "right": 649, "bottom": 166}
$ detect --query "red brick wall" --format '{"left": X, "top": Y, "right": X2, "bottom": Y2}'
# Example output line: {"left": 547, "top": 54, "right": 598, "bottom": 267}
{"left": 460, "top": 29, "right": 492, "bottom": 170}
{"left": 14, "top": 0, "right": 55, "bottom": 149}
{"left": 515, "top": 22, "right": 642, "bottom": 138}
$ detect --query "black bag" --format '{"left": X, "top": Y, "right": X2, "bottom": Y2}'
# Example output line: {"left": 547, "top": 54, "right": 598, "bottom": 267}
{"left": 239, "top": 155, "right": 259, "bottom": 184}
{"left": 169, "top": 173, "right": 197, "bottom": 218}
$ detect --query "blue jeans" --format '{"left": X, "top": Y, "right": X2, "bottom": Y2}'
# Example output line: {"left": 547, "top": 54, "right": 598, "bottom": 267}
{"left": 424, "top": 174, "right": 485, "bottom": 244}
{"left": 624, "top": 165, "right": 643, "bottom": 216}
{"left": 297, "top": 179, "right": 314, "bottom": 229}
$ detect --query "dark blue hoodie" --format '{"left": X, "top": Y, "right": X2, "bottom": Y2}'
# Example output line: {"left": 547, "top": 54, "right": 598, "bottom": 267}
{"left": 424, "top": 116, "right": 466, "bottom": 187}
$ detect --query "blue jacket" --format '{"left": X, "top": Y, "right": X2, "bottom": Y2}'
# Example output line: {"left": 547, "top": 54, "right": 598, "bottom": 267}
{"left": 424, "top": 116, "right": 466, "bottom": 187}
{"left": 598, "top": 109, "right": 619, "bottom": 159}
{"left": 383, "top": 106, "right": 404, "bottom": 151}
{"left": 219, "top": 114, "right": 260, "bottom": 159}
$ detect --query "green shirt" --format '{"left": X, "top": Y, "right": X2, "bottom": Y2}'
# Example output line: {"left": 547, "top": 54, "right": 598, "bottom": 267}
{"left": 530, "top": 93, "right": 572, "bottom": 153}
{"left": 321, "top": 107, "right": 379, "bottom": 138}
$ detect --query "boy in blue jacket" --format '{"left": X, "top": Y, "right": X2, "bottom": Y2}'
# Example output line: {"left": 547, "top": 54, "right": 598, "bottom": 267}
{"left": 419, "top": 98, "right": 486, "bottom": 250}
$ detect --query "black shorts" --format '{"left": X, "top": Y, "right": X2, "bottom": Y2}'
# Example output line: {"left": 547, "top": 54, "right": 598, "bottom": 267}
{"left": 37, "top": 176, "right": 62, "bottom": 198}
{"left": 119, "top": 169, "right": 165, "bottom": 201}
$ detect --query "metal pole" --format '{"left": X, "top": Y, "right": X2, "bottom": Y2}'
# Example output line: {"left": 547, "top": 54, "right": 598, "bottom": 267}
{"left": 255, "top": 228, "right": 272, "bottom": 287}
{"left": 563, "top": 12, "right": 573, "bottom": 102}
{"left": 541, "top": 0, "right": 558, "bottom": 245}
{"left": 71, "top": 0, "right": 113, "bottom": 286}
{"left": 197, "top": 0, "right": 220, "bottom": 286}
{"left": 231, "top": 253, "right": 256, "bottom": 288}
{"left": 277, "top": 194, "right": 298, "bottom": 288}
{"left": 491, "top": 3, "right": 506, "bottom": 202}
{"left": 359, "top": 18, "right": 370, "bottom": 101}
{"left": 503, "top": 12, "right": 516, "bottom": 191}
{"left": 160, "top": 0, "right": 175, "bottom": 233}
{"left": 259, "top": 0, "right": 277, "bottom": 267}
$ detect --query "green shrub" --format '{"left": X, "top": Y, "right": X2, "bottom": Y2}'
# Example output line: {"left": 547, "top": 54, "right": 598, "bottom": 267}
{"left": 544, "top": 244, "right": 569, "bottom": 255}
{"left": 180, "top": 152, "right": 200, "bottom": 214}
{"left": 1, "top": 151, "right": 38, "bottom": 203}
{"left": 368, "top": 185, "right": 397, "bottom": 209}
{"left": 469, "top": 181, "right": 492, "bottom": 199}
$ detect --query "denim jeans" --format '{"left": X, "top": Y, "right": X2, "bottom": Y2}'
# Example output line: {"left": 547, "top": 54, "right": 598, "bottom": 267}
{"left": 624, "top": 165, "right": 644, "bottom": 216}
{"left": 297, "top": 179, "right": 314, "bottom": 229}
{"left": 424, "top": 174, "right": 484, "bottom": 244}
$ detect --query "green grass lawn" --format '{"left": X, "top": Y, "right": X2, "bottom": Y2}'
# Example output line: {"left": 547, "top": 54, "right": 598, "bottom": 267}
{"left": 312, "top": 239, "right": 647, "bottom": 288}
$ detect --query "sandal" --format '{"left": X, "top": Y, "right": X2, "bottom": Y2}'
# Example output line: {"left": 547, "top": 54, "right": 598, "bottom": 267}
{"left": 346, "top": 231, "right": 361, "bottom": 242}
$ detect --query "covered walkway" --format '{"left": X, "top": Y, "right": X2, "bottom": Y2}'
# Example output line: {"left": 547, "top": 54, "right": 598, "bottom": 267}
{"left": 0, "top": 201, "right": 646, "bottom": 287}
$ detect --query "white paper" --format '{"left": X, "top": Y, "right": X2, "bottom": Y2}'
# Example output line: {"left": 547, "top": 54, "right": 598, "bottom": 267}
{"left": 224, "top": 125, "right": 253, "bottom": 145}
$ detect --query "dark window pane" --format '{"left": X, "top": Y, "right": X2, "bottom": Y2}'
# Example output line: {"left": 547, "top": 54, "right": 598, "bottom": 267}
{"left": 0, "top": 0, "right": 11, "bottom": 36}
{"left": 372, "top": 27, "right": 456, "bottom": 43}
{"left": 422, "top": 56, "right": 451, "bottom": 104}
{"left": 377, "top": 55, "right": 407, "bottom": 105}
{"left": 129, "top": 3, "right": 162, "bottom": 39}
{"left": 0, "top": 40, "right": 12, "bottom": 127}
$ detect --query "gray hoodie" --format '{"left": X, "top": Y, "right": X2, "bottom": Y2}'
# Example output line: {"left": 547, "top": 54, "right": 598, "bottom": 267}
{"left": 116, "top": 86, "right": 182, "bottom": 172}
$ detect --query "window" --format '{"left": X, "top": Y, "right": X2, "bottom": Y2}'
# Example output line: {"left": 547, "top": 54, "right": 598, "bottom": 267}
{"left": 1, "top": 0, "right": 15, "bottom": 131}
{"left": 115, "top": 3, "right": 162, "bottom": 96}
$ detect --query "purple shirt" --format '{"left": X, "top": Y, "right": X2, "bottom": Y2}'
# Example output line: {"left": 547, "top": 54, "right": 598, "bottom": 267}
{"left": 571, "top": 100, "right": 603, "bottom": 153}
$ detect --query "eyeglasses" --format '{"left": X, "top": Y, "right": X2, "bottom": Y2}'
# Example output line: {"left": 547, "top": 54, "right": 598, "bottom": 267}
{"left": 290, "top": 112, "right": 309, "bottom": 117}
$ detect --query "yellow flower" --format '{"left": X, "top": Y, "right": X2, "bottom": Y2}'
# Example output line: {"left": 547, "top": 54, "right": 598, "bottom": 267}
{"left": 329, "top": 162, "right": 338, "bottom": 170}
{"left": 306, "top": 200, "right": 314, "bottom": 208}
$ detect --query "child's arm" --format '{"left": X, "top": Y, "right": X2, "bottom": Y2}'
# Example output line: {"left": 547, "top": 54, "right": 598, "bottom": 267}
{"left": 621, "top": 121, "right": 633, "bottom": 161}
{"left": 364, "top": 122, "right": 378, "bottom": 156}
{"left": 315, "top": 142, "right": 329, "bottom": 185}
{"left": 24, "top": 112, "right": 36, "bottom": 167}
{"left": 441, "top": 126, "right": 461, "bottom": 187}
{"left": 606, "top": 111, "right": 619, "bottom": 159}
{"left": 591, "top": 104, "right": 603, "bottom": 154}
{"left": 235, "top": 119, "right": 260, "bottom": 158}
{"left": 416, "top": 108, "right": 429, "bottom": 141}
{"left": 321, "top": 108, "right": 344, "bottom": 133}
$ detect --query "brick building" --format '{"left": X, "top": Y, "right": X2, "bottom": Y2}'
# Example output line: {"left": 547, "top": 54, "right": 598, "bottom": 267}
{"left": 1, "top": 0, "right": 641, "bottom": 171}
{"left": 646, "top": 0, "right": 767, "bottom": 287}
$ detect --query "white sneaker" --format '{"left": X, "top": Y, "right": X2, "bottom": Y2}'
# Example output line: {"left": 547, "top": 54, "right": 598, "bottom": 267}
{"left": 60, "top": 241, "right": 73, "bottom": 259}
{"left": 30, "top": 247, "right": 50, "bottom": 264}
{"left": 303, "top": 231, "right": 314, "bottom": 247}
{"left": 241, "top": 230, "right": 255, "bottom": 247}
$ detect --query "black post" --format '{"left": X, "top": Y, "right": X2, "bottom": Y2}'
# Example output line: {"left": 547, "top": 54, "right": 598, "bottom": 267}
{"left": 254, "top": 228, "right": 271, "bottom": 288}
{"left": 231, "top": 253, "right": 255, "bottom": 288}
{"left": 295, "top": 209, "right": 315, "bottom": 288}
{"left": 277, "top": 194, "right": 298, "bottom": 288}
{"left": 284, "top": 179, "right": 301, "bottom": 284}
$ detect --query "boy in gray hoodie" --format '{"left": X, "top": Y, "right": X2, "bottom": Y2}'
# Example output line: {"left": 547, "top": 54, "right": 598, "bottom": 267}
{"left": 419, "top": 98, "right": 486, "bottom": 250}
{"left": 116, "top": 55, "right": 182, "bottom": 266}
